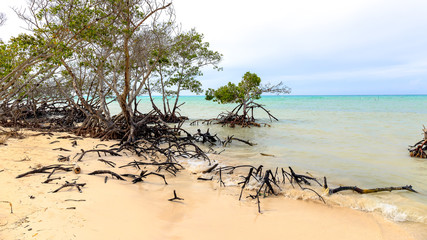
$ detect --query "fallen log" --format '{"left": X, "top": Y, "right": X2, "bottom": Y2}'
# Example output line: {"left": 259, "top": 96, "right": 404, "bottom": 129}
{"left": 330, "top": 185, "right": 418, "bottom": 194}
{"left": 323, "top": 177, "right": 418, "bottom": 195}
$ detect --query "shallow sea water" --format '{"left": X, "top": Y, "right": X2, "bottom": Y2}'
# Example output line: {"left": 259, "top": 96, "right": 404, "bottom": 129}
{"left": 111, "top": 95, "right": 427, "bottom": 235}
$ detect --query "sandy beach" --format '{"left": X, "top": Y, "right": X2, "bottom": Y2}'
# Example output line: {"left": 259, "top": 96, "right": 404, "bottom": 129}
{"left": 1, "top": 0, "right": 426, "bottom": 238}
{"left": 0, "top": 130, "right": 420, "bottom": 240}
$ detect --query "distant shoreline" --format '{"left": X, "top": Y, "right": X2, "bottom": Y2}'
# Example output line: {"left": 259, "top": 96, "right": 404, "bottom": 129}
{"left": 145, "top": 94, "right": 427, "bottom": 98}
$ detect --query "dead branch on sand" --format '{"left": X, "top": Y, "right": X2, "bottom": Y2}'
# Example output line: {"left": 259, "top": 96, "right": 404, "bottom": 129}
{"left": 52, "top": 181, "right": 86, "bottom": 193}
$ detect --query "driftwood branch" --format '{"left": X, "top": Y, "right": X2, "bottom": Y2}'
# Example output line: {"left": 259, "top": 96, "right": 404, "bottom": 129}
{"left": 131, "top": 171, "right": 168, "bottom": 185}
{"left": 197, "top": 176, "right": 213, "bottom": 181}
{"left": 323, "top": 177, "right": 418, "bottom": 195}
{"left": 168, "top": 190, "right": 184, "bottom": 201}
{"left": 52, "top": 181, "right": 86, "bottom": 193}
{"left": 222, "top": 135, "right": 256, "bottom": 147}
{"left": 202, "top": 163, "right": 218, "bottom": 173}
{"left": 53, "top": 147, "right": 71, "bottom": 152}
{"left": 77, "top": 149, "right": 121, "bottom": 162}
{"left": 98, "top": 159, "right": 116, "bottom": 168}
{"left": 88, "top": 170, "right": 125, "bottom": 181}
{"left": 16, "top": 164, "right": 73, "bottom": 178}
{"left": 42, "top": 177, "right": 61, "bottom": 184}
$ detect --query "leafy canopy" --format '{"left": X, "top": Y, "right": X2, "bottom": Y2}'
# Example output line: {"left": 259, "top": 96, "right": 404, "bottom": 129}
{"left": 205, "top": 71, "right": 263, "bottom": 104}
{"left": 165, "top": 29, "right": 222, "bottom": 95}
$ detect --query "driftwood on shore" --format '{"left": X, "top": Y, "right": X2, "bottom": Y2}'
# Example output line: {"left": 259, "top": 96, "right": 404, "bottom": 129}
{"left": 168, "top": 190, "right": 184, "bottom": 202}
{"left": 212, "top": 163, "right": 418, "bottom": 213}
{"left": 323, "top": 177, "right": 417, "bottom": 194}
{"left": 125, "top": 170, "right": 169, "bottom": 185}
{"left": 76, "top": 149, "right": 121, "bottom": 162}
{"left": 52, "top": 181, "right": 86, "bottom": 193}
{"left": 88, "top": 170, "right": 126, "bottom": 181}
{"left": 98, "top": 159, "right": 116, "bottom": 168}
{"left": 16, "top": 164, "right": 74, "bottom": 178}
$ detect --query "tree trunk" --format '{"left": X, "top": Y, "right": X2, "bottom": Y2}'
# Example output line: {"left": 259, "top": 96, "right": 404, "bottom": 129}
{"left": 146, "top": 80, "right": 163, "bottom": 117}
{"left": 170, "top": 82, "right": 181, "bottom": 120}
{"left": 159, "top": 67, "right": 168, "bottom": 116}
{"left": 242, "top": 100, "right": 248, "bottom": 121}
{"left": 119, "top": 5, "right": 132, "bottom": 127}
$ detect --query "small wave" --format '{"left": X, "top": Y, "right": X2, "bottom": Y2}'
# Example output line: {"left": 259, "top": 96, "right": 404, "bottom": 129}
{"left": 179, "top": 158, "right": 210, "bottom": 172}
{"left": 366, "top": 203, "right": 408, "bottom": 222}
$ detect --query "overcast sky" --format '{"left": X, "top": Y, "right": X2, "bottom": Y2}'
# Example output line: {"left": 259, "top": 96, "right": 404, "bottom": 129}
{"left": 2, "top": 0, "right": 427, "bottom": 95}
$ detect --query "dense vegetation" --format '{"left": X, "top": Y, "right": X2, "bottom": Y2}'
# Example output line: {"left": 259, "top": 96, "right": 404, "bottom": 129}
{"left": 0, "top": 0, "right": 223, "bottom": 142}
{"left": 0, "top": 0, "right": 290, "bottom": 141}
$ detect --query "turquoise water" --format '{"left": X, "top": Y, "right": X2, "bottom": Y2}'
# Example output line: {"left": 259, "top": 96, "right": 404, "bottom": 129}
{"left": 111, "top": 95, "right": 427, "bottom": 229}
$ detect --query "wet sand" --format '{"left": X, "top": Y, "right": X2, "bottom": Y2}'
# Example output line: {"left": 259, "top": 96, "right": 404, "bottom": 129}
{"left": 0, "top": 131, "right": 418, "bottom": 239}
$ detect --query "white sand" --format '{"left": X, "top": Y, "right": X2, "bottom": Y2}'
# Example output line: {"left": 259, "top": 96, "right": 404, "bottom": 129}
{"left": 0, "top": 131, "right": 419, "bottom": 239}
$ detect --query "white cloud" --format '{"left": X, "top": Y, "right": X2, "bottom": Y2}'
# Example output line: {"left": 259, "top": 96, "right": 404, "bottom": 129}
{"left": 175, "top": 0, "right": 427, "bottom": 65}
{"left": 174, "top": 0, "right": 427, "bottom": 94}
{"left": 0, "top": 0, "right": 28, "bottom": 41}
{"left": 273, "top": 61, "right": 427, "bottom": 95}
{"left": 277, "top": 61, "right": 427, "bottom": 81}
